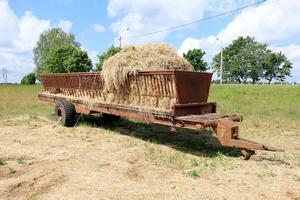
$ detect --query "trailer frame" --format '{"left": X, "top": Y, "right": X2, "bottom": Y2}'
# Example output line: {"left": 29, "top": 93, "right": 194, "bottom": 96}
{"left": 38, "top": 70, "right": 284, "bottom": 159}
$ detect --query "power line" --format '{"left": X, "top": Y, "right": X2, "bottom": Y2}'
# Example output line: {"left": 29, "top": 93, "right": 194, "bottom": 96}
{"left": 123, "top": 0, "right": 266, "bottom": 40}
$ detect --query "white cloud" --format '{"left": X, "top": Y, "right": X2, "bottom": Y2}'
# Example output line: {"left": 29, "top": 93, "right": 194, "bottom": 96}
{"left": 0, "top": 0, "right": 18, "bottom": 48}
{"left": 107, "top": 0, "right": 207, "bottom": 44}
{"left": 218, "top": 0, "right": 300, "bottom": 44}
{"left": 0, "top": 1, "right": 51, "bottom": 53}
{"left": 16, "top": 12, "right": 51, "bottom": 52}
{"left": 178, "top": 0, "right": 300, "bottom": 82}
{"left": 58, "top": 20, "right": 72, "bottom": 33}
{"left": 0, "top": 0, "right": 51, "bottom": 82}
{"left": 271, "top": 44, "right": 300, "bottom": 82}
{"left": 206, "top": 0, "right": 256, "bottom": 14}
{"left": 179, "top": 0, "right": 300, "bottom": 55}
{"left": 107, "top": 0, "right": 255, "bottom": 45}
{"left": 271, "top": 44, "right": 300, "bottom": 62}
{"left": 178, "top": 36, "right": 221, "bottom": 60}
{"left": 0, "top": 51, "right": 34, "bottom": 83}
{"left": 92, "top": 24, "right": 106, "bottom": 32}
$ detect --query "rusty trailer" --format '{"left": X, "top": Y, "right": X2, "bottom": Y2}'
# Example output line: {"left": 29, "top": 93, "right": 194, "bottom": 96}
{"left": 38, "top": 70, "right": 283, "bottom": 159}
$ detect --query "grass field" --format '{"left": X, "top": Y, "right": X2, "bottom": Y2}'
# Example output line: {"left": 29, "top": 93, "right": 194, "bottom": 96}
{"left": 0, "top": 84, "right": 299, "bottom": 199}
{"left": 1, "top": 84, "right": 299, "bottom": 120}
{"left": 0, "top": 85, "right": 51, "bottom": 118}
{"left": 211, "top": 85, "right": 300, "bottom": 120}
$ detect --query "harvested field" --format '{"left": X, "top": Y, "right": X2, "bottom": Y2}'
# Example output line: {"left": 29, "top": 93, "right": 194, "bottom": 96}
{"left": 0, "top": 84, "right": 300, "bottom": 200}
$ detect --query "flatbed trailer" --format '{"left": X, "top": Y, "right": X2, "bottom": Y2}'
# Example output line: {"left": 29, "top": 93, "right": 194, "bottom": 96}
{"left": 38, "top": 70, "right": 283, "bottom": 159}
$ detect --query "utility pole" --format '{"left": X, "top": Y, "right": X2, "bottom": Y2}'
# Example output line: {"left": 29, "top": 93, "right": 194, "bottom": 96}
{"left": 119, "top": 35, "right": 122, "bottom": 48}
{"left": 2, "top": 68, "right": 8, "bottom": 83}
{"left": 220, "top": 48, "right": 223, "bottom": 85}
{"left": 217, "top": 38, "right": 224, "bottom": 84}
{"left": 118, "top": 28, "right": 130, "bottom": 48}
{"left": 1, "top": 68, "right": 3, "bottom": 83}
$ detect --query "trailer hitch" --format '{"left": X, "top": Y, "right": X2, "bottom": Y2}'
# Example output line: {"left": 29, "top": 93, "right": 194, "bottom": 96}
{"left": 215, "top": 118, "right": 284, "bottom": 160}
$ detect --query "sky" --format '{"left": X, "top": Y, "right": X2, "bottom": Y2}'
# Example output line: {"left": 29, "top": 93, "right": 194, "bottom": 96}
{"left": 0, "top": 0, "right": 300, "bottom": 83}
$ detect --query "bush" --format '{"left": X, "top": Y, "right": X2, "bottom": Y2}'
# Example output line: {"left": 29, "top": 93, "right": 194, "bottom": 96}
{"left": 21, "top": 73, "right": 36, "bottom": 85}
{"left": 43, "top": 45, "right": 92, "bottom": 73}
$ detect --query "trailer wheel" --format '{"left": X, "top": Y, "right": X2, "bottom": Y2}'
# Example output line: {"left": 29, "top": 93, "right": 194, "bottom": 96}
{"left": 102, "top": 113, "right": 120, "bottom": 122}
{"left": 55, "top": 100, "right": 76, "bottom": 127}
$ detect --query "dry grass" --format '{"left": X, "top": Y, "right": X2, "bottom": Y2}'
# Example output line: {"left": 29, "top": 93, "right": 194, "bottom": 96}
{"left": 100, "top": 43, "right": 192, "bottom": 110}
{"left": 1, "top": 114, "right": 299, "bottom": 200}
{"left": 102, "top": 43, "right": 192, "bottom": 92}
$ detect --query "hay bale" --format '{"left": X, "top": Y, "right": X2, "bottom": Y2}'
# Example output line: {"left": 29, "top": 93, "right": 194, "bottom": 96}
{"left": 101, "top": 43, "right": 193, "bottom": 92}
{"left": 100, "top": 43, "right": 193, "bottom": 111}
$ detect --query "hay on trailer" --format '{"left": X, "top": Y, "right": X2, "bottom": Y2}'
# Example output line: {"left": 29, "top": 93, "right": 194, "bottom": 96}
{"left": 100, "top": 43, "right": 193, "bottom": 110}
{"left": 101, "top": 43, "right": 193, "bottom": 92}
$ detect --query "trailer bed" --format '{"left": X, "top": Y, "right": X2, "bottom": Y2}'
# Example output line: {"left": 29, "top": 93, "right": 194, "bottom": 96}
{"left": 38, "top": 70, "right": 283, "bottom": 159}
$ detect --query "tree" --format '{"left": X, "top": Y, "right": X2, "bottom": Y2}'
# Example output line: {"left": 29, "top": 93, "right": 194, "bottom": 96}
{"left": 21, "top": 72, "right": 36, "bottom": 85}
{"left": 212, "top": 36, "right": 268, "bottom": 84}
{"left": 263, "top": 52, "right": 292, "bottom": 84}
{"left": 33, "top": 28, "right": 80, "bottom": 79}
{"left": 183, "top": 49, "right": 208, "bottom": 71}
{"left": 96, "top": 46, "right": 121, "bottom": 71}
{"left": 43, "top": 45, "right": 92, "bottom": 73}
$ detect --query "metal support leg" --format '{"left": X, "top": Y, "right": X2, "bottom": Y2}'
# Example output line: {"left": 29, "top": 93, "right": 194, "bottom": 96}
{"left": 215, "top": 118, "right": 284, "bottom": 159}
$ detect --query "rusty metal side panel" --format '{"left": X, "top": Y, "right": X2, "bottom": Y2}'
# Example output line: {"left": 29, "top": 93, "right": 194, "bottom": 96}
{"left": 41, "top": 70, "right": 214, "bottom": 115}
{"left": 172, "top": 102, "right": 216, "bottom": 116}
{"left": 174, "top": 71, "right": 212, "bottom": 104}
{"left": 41, "top": 73, "right": 104, "bottom": 90}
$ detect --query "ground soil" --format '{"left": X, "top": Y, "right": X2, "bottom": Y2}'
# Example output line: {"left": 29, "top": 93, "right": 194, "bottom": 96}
{"left": 0, "top": 115, "right": 299, "bottom": 200}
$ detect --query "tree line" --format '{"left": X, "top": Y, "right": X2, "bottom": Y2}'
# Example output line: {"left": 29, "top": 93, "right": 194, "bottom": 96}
{"left": 183, "top": 36, "right": 292, "bottom": 84}
{"left": 21, "top": 28, "right": 292, "bottom": 84}
{"left": 212, "top": 36, "right": 292, "bottom": 84}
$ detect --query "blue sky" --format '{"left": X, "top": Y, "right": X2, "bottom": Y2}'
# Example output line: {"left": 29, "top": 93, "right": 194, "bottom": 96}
{"left": 1, "top": 0, "right": 300, "bottom": 83}
{"left": 9, "top": 0, "right": 114, "bottom": 51}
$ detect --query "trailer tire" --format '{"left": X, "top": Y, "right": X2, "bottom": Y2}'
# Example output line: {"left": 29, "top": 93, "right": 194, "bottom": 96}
{"left": 55, "top": 99, "right": 76, "bottom": 127}
{"left": 102, "top": 113, "right": 120, "bottom": 122}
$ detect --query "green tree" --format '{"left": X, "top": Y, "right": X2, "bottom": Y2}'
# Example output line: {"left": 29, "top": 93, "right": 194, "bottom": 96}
{"left": 43, "top": 45, "right": 92, "bottom": 73}
{"left": 21, "top": 72, "right": 36, "bottom": 85}
{"left": 183, "top": 49, "right": 208, "bottom": 71}
{"left": 263, "top": 52, "right": 292, "bottom": 84}
{"left": 33, "top": 28, "right": 80, "bottom": 79}
{"left": 212, "top": 36, "right": 268, "bottom": 84}
{"left": 96, "top": 46, "right": 121, "bottom": 71}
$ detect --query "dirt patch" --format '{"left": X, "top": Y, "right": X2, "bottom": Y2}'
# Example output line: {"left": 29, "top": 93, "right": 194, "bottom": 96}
{"left": 0, "top": 115, "right": 299, "bottom": 200}
{"left": 5, "top": 172, "right": 66, "bottom": 199}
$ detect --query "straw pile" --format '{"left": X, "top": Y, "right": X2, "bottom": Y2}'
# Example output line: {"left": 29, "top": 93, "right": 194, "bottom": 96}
{"left": 101, "top": 43, "right": 193, "bottom": 111}
{"left": 102, "top": 43, "right": 192, "bottom": 92}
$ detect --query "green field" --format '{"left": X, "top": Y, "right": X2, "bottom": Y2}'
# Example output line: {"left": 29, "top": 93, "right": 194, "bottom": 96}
{"left": 0, "top": 85, "right": 50, "bottom": 119}
{"left": 1, "top": 84, "right": 299, "bottom": 122}
{"left": 210, "top": 84, "right": 300, "bottom": 122}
